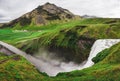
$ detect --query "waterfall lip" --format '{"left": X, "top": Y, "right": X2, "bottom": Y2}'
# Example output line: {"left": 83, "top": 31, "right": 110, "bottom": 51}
{"left": 0, "top": 39, "right": 120, "bottom": 77}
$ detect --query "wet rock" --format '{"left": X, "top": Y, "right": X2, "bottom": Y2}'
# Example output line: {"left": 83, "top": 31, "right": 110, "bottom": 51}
{"left": 12, "top": 55, "right": 21, "bottom": 61}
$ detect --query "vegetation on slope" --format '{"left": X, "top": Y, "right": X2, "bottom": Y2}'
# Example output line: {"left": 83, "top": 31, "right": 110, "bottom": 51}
{"left": 0, "top": 53, "right": 46, "bottom": 81}
{"left": 92, "top": 48, "right": 110, "bottom": 63}
{"left": 0, "top": 29, "right": 43, "bottom": 45}
{"left": 1, "top": 18, "right": 120, "bottom": 45}
{"left": 93, "top": 42, "right": 120, "bottom": 64}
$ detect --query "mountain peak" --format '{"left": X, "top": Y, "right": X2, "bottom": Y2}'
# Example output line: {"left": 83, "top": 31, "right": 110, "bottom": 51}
{"left": 37, "top": 2, "right": 71, "bottom": 15}
{"left": 38, "top": 2, "right": 61, "bottom": 14}
{"left": 40, "top": 2, "right": 56, "bottom": 9}
{"left": 1, "top": 3, "right": 80, "bottom": 28}
{"left": 81, "top": 15, "right": 98, "bottom": 18}
{"left": 44, "top": 2, "right": 55, "bottom": 6}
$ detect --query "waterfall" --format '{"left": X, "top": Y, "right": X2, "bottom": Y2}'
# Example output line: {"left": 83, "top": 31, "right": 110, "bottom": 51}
{"left": 81, "top": 39, "right": 120, "bottom": 68}
{"left": 0, "top": 39, "right": 120, "bottom": 76}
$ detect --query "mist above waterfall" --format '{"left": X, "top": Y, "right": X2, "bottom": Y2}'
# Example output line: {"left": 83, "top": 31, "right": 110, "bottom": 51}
{"left": 31, "top": 48, "right": 87, "bottom": 76}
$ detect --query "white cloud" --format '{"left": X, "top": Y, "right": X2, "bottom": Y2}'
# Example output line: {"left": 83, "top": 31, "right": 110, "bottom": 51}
{"left": 0, "top": 0, "right": 120, "bottom": 23}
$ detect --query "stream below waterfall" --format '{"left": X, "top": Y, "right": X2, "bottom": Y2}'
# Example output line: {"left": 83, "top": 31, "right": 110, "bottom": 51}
{"left": 0, "top": 39, "right": 120, "bottom": 76}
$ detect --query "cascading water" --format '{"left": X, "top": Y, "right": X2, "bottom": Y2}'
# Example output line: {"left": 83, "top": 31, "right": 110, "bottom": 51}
{"left": 82, "top": 39, "right": 120, "bottom": 68}
{"left": 0, "top": 39, "right": 120, "bottom": 76}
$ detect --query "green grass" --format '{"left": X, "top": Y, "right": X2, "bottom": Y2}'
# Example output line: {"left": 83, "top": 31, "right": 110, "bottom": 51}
{"left": 92, "top": 48, "right": 110, "bottom": 63}
{"left": 1, "top": 18, "right": 120, "bottom": 45}
{"left": 93, "top": 42, "right": 120, "bottom": 64}
{"left": 0, "top": 29, "right": 45, "bottom": 45}
{"left": 0, "top": 53, "right": 46, "bottom": 81}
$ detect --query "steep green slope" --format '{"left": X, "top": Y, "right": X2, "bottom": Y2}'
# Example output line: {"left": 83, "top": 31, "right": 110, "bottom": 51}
{"left": 0, "top": 53, "right": 46, "bottom": 81}
{"left": 93, "top": 42, "right": 120, "bottom": 64}
{"left": 1, "top": 18, "right": 120, "bottom": 44}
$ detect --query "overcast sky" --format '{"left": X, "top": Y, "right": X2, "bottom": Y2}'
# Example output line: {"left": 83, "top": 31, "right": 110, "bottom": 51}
{"left": 0, "top": 0, "right": 120, "bottom": 23}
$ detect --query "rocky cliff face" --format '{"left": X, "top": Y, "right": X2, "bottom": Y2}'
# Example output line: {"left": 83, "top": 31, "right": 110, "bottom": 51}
{"left": 1, "top": 3, "right": 79, "bottom": 28}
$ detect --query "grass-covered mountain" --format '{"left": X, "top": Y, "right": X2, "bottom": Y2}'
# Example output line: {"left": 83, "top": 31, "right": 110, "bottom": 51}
{"left": 0, "top": 2, "right": 120, "bottom": 81}
{"left": 0, "top": 3, "right": 79, "bottom": 28}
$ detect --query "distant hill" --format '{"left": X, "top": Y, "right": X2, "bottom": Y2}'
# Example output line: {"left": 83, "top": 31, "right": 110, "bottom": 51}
{"left": 0, "top": 3, "right": 80, "bottom": 28}
{"left": 81, "top": 15, "right": 98, "bottom": 18}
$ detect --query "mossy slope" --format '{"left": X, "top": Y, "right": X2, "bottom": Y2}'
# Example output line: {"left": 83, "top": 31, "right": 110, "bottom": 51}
{"left": 0, "top": 53, "right": 46, "bottom": 81}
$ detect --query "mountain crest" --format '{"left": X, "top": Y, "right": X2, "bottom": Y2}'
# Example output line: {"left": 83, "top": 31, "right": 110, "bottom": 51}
{"left": 1, "top": 3, "right": 79, "bottom": 28}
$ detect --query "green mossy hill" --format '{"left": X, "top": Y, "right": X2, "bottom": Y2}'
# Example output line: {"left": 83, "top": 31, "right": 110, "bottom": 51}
{"left": 0, "top": 53, "right": 46, "bottom": 81}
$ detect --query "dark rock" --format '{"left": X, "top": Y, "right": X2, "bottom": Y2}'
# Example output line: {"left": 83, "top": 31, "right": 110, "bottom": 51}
{"left": 12, "top": 55, "right": 21, "bottom": 61}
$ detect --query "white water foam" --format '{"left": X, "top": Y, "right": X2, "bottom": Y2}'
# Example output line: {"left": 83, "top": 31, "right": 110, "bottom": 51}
{"left": 0, "top": 39, "right": 120, "bottom": 76}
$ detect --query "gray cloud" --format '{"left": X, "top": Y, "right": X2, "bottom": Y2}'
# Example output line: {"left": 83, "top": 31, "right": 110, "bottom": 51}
{"left": 0, "top": 0, "right": 120, "bottom": 23}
